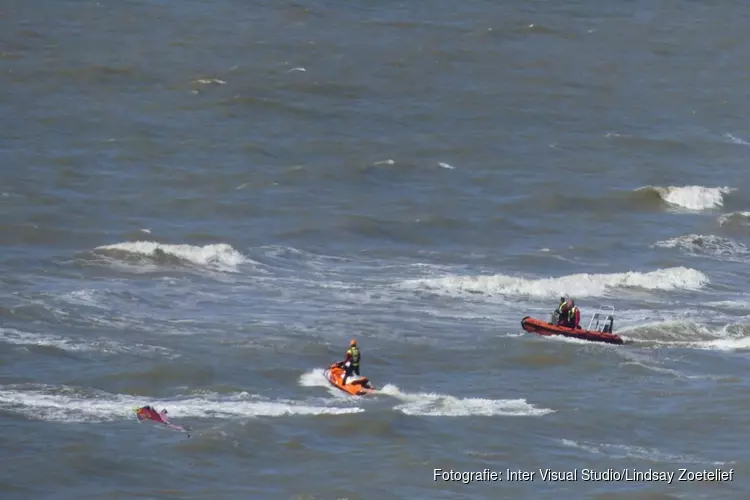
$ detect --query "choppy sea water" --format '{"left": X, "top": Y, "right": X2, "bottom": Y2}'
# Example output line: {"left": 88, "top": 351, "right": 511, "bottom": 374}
{"left": 2, "top": 1, "right": 750, "bottom": 499}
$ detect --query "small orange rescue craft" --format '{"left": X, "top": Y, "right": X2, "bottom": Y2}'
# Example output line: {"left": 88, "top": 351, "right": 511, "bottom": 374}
{"left": 323, "top": 363, "right": 377, "bottom": 396}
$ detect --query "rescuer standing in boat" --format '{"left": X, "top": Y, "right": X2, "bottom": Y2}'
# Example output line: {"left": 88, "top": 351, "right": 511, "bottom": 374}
{"left": 555, "top": 297, "right": 571, "bottom": 327}
{"left": 568, "top": 299, "right": 581, "bottom": 329}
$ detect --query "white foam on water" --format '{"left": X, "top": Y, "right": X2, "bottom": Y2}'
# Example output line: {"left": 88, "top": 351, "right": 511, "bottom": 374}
{"left": 534, "top": 333, "right": 613, "bottom": 347}
{"left": 378, "top": 384, "right": 553, "bottom": 417}
{"left": 614, "top": 348, "right": 702, "bottom": 379}
{"left": 642, "top": 185, "right": 734, "bottom": 210}
{"left": 560, "top": 439, "right": 728, "bottom": 465}
{"left": 619, "top": 320, "right": 721, "bottom": 340}
{"left": 618, "top": 359, "right": 690, "bottom": 378}
{"left": 723, "top": 133, "right": 750, "bottom": 146}
{"left": 400, "top": 267, "right": 708, "bottom": 299}
{"left": 58, "top": 289, "right": 108, "bottom": 309}
{"left": 620, "top": 320, "right": 750, "bottom": 352}
{"left": 94, "top": 241, "right": 248, "bottom": 271}
{"left": 192, "top": 78, "right": 226, "bottom": 85}
{"left": 0, "top": 386, "right": 363, "bottom": 423}
{"left": 688, "top": 336, "right": 750, "bottom": 352}
{"left": 704, "top": 298, "right": 750, "bottom": 312}
{"left": 654, "top": 234, "right": 749, "bottom": 262}
{"left": 718, "top": 211, "right": 750, "bottom": 227}
{"left": 299, "top": 368, "right": 330, "bottom": 388}
{"left": 0, "top": 327, "right": 173, "bottom": 357}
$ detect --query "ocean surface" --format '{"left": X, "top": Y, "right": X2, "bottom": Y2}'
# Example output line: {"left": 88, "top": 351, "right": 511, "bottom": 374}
{"left": 2, "top": 1, "right": 750, "bottom": 499}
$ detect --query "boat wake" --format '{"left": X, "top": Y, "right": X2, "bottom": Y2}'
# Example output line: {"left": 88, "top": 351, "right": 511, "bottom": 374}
{"left": 298, "top": 370, "right": 553, "bottom": 416}
{"left": 618, "top": 320, "right": 750, "bottom": 351}
{"left": 378, "top": 384, "right": 553, "bottom": 416}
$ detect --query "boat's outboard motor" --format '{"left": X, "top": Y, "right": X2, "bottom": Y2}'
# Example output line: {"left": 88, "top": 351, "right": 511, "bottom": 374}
{"left": 550, "top": 310, "right": 560, "bottom": 325}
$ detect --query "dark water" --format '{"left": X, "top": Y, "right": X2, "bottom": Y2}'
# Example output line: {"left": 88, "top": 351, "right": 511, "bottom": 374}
{"left": 2, "top": 1, "right": 750, "bottom": 499}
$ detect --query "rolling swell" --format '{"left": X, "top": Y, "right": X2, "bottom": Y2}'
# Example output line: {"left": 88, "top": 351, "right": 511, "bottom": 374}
{"left": 86, "top": 241, "right": 250, "bottom": 273}
{"left": 634, "top": 185, "right": 735, "bottom": 211}
{"left": 497, "top": 184, "right": 738, "bottom": 218}
{"left": 654, "top": 234, "right": 750, "bottom": 263}
{"left": 279, "top": 213, "right": 524, "bottom": 248}
{"left": 401, "top": 266, "right": 709, "bottom": 299}
{"left": 717, "top": 211, "right": 750, "bottom": 235}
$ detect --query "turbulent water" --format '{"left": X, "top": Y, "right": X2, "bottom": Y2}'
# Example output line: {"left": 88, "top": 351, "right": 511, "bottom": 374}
{"left": 3, "top": 1, "right": 750, "bottom": 499}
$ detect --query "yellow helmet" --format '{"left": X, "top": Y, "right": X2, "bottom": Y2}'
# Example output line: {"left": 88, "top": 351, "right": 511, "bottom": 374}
{"left": 350, "top": 339, "right": 357, "bottom": 347}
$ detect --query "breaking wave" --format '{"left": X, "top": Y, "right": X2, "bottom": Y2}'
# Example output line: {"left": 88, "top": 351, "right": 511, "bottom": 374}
{"left": 718, "top": 211, "right": 750, "bottom": 228}
{"left": 400, "top": 267, "right": 709, "bottom": 299}
{"left": 92, "top": 241, "right": 248, "bottom": 271}
{"left": 635, "top": 185, "right": 734, "bottom": 210}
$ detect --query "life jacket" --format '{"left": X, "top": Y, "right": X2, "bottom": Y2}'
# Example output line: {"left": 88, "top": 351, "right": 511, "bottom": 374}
{"left": 568, "top": 306, "right": 579, "bottom": 325}
{"left": 347, "top": 346, "right": 360, "bottom": 366}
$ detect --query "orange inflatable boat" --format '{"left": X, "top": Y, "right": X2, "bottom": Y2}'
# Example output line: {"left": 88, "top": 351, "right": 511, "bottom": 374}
{"left": 323, "top": 363, "right": 377, "bottom": 396}
{"left": 521, "top": 305, "right": 624, "bottom": 345}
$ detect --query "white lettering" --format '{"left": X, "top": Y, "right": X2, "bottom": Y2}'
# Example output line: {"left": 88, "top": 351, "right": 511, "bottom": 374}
{"left": 506, "top": 469, "right": 535, "bottom": 481}
{"left": 539, "top": 469, "right": 576, "bottom": 481}
{"left": 433, "top": 468, "right": 503, "bottom": 483}
{"left": 677, "top": 468, "right": 734, "bottom": 482}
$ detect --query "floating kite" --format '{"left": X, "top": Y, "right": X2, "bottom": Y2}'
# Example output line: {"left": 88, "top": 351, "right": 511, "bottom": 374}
{"left": 134, "top": 405, "right": 190, "bottom": 437}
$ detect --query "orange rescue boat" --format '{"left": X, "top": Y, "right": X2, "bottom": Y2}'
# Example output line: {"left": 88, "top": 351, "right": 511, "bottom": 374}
{"left": 521, "top": 305, "right": 624, "bottom": 345}
{"left": 323, "top": 363, "right": 377, "bottom": 396}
